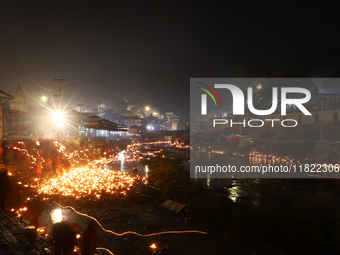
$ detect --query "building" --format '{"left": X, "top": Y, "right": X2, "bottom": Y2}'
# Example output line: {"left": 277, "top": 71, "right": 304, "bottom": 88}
{"left": 0, "top": 89, "right": 14, "bottom": 141}
{"left": 163, "top": 112, "right": 178, "bottom": 130}
{"left": 2, "top": 108, "right": 32, "bottom": 138}
{"left": 114, "top": 97, "right": 143, "bottom": 118}
{"left": 213, "top": 96, "right": 340, "bottom": 137}
{"left": 121, "top": 116, "right": 143, "bottom": 130}
{"left": 80, "top": 115, "right": 128, "bottom": 141}
{"left": 10, "top": 83, "right": 28, "bottom": 113}
{"left": 110, "top": 97, "right": 144, "bottom": 134}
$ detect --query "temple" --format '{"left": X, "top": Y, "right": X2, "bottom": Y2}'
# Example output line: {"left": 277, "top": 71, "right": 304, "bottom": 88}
{"left": 9, "top": 83, "right": 28, "bottom": 112}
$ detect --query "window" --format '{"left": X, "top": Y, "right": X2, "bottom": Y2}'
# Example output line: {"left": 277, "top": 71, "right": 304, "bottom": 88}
{"left": 315, "top": 114, "right": 319, "bottom": 123}
{"left": 298, "top": 115, "right": 302, "bottom": 123}
{"left": 333, "top": 113, "right": 338, "bottom": 123}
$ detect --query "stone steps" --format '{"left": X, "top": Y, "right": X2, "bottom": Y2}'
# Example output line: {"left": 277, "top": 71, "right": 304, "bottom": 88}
{"left": 0, "top": 211, "right": 43, "bottom": 255}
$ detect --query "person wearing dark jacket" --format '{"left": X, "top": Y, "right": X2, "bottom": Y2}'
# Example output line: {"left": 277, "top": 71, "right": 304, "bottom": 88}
{"left": 52, "top": 221, "right": 79, "bottom": 255}
{"left": 0, "top": 169, "right": 10, "bottom": 210}
{"left": 81, "top": 220, "right": 100, "bottom": 255}
{"left": 1, "top": 140, "right": 7, "bottom": 165}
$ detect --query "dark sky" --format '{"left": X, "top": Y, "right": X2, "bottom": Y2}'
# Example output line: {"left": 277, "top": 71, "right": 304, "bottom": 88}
{"left": 0, "top": 1, "right": 339, "bottom": 116}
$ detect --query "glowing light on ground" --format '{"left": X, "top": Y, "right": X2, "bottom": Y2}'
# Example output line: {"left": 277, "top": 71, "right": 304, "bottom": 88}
{"left": 37, "top": 167, "right": 145, "bottom": 199}
{"left": 51, "top": 209, "right": 63, "bottom": 223}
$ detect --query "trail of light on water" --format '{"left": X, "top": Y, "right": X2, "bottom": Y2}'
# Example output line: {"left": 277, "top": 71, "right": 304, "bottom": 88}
{"left": 56, "top": 203, "right": 207, "bottom": 237}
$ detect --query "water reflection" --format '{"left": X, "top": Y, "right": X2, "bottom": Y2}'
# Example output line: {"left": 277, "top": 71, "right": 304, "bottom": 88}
{"left": 228, "top": 185, "right": 241, "bottom": 202}
{"left": 118, "top": 150, "right": 125, "bottom": 161}
{"left": 119, "top": 150, "right": 125, "bottom": 171}
{"left": 145, "top": 165, "right": 149, "bottom": 179}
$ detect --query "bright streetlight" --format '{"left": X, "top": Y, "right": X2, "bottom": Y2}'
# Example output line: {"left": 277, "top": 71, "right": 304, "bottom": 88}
{"left": 53, "top": 111, "right": 64, "bottom": 122}
{"left": 53, "top": 111, "right": 65, "bottom": 141}
{"left": 145, "top": 106, "right": 150, "bottom": 111}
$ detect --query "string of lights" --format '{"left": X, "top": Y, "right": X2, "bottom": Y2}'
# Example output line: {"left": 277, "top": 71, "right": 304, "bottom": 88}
{"left": 96, "top": 247, "right": 115, "bottom": 255}
{"left": 56, "top": 203, "right": 207, "bottom": 237}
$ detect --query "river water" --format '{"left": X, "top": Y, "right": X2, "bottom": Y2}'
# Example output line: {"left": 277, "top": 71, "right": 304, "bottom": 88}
{"left": 105, "top": 147, "right": 340, "bottom": 223}
{"left": 191, "top": 150, "right": 340, "bottom": 222}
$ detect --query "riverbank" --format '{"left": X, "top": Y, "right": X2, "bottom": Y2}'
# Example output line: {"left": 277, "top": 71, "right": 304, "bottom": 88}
{"left": 147, "top": 157, "right": 340, "bottom": 254}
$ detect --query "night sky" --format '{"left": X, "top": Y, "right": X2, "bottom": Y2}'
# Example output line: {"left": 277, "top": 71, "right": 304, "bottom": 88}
{"left": 1, "top": 1, "right": 339, "bottom": 117}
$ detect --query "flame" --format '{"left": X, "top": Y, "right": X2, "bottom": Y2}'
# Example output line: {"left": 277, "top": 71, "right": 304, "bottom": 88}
{"left": 37, "top": 166, "right": 144, "bottom": 198}
{"left": 37, "top": 228, "right": 45, "bottom": 233}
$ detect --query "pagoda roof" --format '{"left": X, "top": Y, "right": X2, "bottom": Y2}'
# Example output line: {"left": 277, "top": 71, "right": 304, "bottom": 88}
{"left": 83, "top": 116, "right": 127, "bottom": 131}
{"left": 0, "top": 90, "right": 14, "bottom": 99}
{"left": 0, "top": 89, "right": 14, "bottom": 106}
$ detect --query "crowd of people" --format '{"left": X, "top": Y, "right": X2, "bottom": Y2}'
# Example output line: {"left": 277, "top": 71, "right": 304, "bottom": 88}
{"left": 0, "top": 137, "right": 118, "bottom": 180}
{"left": 0, "top": 138, "right": 73, "bottom": 210}
{"left": 52, "top": 220, "right": 100, "bottom": 255}
{"left": 0, "top": 136, "right": 124, "bottom": 254}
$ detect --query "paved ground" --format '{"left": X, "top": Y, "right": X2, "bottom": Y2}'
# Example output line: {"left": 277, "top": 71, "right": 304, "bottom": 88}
{"left": 0, "top": 210, "right": 51, "bottom": 255}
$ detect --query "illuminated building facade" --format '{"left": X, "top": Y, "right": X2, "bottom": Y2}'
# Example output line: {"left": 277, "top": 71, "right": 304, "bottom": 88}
{"left": 9, "top": 83, "right": 28, "bottom": 113}
{"left": 0, "top": 89, "right": 14, "bottom": 141}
